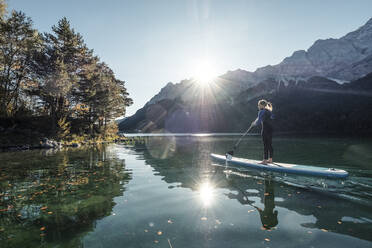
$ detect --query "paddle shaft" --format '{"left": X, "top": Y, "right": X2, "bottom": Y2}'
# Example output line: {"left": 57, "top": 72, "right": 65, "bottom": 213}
{"left": 233, "top": 123, "right": 254, "bottom": 150}
{"left": 226, "top": 120, "right": 257, "bottom": 157}
{"left": 228, "top": 177, "right": 260, "bottom": 210}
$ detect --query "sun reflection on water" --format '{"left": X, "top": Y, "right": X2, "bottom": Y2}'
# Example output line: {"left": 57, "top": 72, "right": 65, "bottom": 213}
{"left": 199, "top": 181, "right": 215, "bottom": 207}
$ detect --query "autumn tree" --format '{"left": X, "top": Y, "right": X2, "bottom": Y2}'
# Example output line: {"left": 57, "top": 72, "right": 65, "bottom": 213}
{"left": 75, "top": 62, "right": 132, "bottom": 137}
{"left": 0, "top": 0, "right": 6, "bottom": 19}
{"left": 30, "top": 17, "right": 91, "bottom": 131}
{"left": 94, "top": 64, "right": 132, "bottom": 136}
{"left": 0, "top": 11, "right": 42, "bottom": 117}
{"left": 0, "top": 12, "right": 132, "bottom": 141}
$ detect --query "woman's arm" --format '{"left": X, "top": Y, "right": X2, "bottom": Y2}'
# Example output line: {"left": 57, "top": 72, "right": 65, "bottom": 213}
{"left": 253, "top": 109, "right": 265, "bottom": 126}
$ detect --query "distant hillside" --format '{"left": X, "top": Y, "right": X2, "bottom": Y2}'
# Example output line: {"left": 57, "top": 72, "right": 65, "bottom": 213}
{"left": 119, "top": 73, "right": 372, "bottom": 134}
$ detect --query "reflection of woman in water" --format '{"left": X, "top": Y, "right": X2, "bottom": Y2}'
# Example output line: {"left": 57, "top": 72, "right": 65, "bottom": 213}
{"left": 257, "top": 179, "right": 278, "bottom": 229}
{"left": 225, "top": 176, "right": 278, "bottom": 230}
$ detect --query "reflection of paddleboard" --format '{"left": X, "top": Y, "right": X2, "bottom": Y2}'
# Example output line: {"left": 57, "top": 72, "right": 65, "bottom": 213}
{"left": 210, "top": 153, "right": 349, "bottom": 179}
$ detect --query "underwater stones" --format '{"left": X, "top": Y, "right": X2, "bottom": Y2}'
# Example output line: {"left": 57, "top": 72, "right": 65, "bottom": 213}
{"left": 40, "top": 138, "right": 61, "bottom": 149}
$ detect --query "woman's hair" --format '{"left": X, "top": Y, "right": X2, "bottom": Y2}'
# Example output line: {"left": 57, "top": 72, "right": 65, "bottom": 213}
{"left": 258, "top": 99, "right": 273, "bottom": 111}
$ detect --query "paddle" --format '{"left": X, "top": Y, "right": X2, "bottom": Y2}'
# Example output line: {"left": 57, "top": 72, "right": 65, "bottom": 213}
{"left": 226, "top": 121, "right": 256, "bottom": 159}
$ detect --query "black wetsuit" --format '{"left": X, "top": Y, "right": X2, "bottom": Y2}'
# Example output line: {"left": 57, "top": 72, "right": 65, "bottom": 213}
{"left": 255, "top": 109, "right": 273, "bottom": 160}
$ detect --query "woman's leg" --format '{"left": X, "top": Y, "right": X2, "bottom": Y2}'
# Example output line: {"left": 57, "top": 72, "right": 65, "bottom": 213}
{"left": 267, "top": 131, "right": 273, "bottom": 162}
{"left": 262, "top": 133, "right": 269, "bottom": 161}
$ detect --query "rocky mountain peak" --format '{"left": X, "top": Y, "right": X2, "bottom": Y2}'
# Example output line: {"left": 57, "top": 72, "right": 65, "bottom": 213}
{"left": 251, "top": 17, "right": 372, "bottom": 82}
{"left": 342, "top": 17, "right": 372, "bottom": 48}
{"left": 141, "top": 17, "right": 372, "bottom": 110}
{"left": 165, "top": 82, "right": 174, "bottom": 87}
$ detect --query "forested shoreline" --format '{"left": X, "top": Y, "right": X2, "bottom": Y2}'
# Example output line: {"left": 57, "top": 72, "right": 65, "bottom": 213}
{"left": 0, "top": 2, "right": 132, "bottom": 149}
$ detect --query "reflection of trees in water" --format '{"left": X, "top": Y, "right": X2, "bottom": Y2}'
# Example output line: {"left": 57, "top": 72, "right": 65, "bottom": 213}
{"left": 0, "top": 145, "right": 131, "bottom": 247}
{"left": 136, "top": 136, "right": 230, "bottom": 189}
{"left": 131, "top": 139, "right": 372, "bottom": 242}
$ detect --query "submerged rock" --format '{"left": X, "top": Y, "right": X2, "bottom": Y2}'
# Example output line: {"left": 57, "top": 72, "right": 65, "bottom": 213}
{"left": 40, "top": 138, "right": 61, "bottom": 149}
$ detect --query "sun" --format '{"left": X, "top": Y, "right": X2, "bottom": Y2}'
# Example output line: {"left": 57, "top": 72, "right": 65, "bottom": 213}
{"left": 192, "top": 58, "right": 218, "bottom": 85}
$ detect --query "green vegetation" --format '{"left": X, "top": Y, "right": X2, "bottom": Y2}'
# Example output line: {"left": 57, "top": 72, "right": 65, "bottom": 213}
{"left": 0, "top": 145, "right": 132, "bottom": 247}
{"left": 0, "top": 4, "right": 132, "bottom": 146}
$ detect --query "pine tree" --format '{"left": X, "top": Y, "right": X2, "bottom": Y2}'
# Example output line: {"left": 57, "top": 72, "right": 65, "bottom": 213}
{"left": 0, "top": 12, "right": 133, "bottom": 140}
{"left": 30, "top": 17, "right": 91, "bottom": 133}
{"left": 75, "top": 62, "right": 132, "bottom": 138}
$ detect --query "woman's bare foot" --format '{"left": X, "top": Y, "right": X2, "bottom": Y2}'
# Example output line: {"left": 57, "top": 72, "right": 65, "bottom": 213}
{"left": 259, "top": 160, "right": 268, "bottom": 165}
{"left": 267, "top": 158, "right": 273, "bottom": 163}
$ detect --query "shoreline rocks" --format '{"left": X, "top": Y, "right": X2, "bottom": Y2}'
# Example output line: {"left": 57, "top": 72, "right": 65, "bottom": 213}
{"left": 0, "top": 136, "right": 130, "bottom": 153}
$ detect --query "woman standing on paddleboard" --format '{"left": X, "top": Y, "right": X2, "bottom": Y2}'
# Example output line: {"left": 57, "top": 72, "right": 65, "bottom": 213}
{"left": 253, "top": 99, "right": 274, "bottom": 164}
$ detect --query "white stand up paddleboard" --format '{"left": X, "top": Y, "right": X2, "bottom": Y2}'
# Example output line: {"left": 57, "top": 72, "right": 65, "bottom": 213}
{"left": 210, "top": 153, "right": 348, "bottom": 179}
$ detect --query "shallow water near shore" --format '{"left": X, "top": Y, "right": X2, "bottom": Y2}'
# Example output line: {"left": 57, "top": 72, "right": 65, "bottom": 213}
{"left": 0, "top": 135, "right": 371, "bottom": 248}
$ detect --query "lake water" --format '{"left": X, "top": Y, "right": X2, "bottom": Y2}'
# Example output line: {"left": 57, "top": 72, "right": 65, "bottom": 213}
{"left": 0, "top": 135, "right": 371, "bottom": 248}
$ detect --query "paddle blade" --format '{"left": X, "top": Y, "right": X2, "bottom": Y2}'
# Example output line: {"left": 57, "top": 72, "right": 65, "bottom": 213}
{"left": 226, "top": 151, "right": 234, "bottom": 160}
{"left": 226, "top": 154, "right": 233, "bottom": 160}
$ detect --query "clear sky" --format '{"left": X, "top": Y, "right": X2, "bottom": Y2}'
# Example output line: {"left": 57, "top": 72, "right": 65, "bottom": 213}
{"left": 8, "top": 0, "right": 372, "bottom": 116}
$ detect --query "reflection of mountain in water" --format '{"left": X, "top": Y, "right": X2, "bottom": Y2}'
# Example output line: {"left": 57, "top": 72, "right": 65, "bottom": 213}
{"left": 223, "top": 171, "right": 372, "bottom": 242}
{"left": 131, "top": 137, "right": 372, "bottom": 242}
{"left": 274, "top": 184, "right": 372, "bottom": 242}
{"left": 0, "top": 145, "right": 131, "bottom": 247}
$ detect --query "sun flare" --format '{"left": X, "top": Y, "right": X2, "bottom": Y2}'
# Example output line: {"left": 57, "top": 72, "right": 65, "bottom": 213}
{"left": 193, "top": 58, "right": 218, "bottom": 85}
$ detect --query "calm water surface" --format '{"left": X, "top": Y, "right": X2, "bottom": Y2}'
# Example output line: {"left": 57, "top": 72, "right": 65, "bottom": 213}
{"left": 0, "top": 136, "right": 371, "bottom": 248}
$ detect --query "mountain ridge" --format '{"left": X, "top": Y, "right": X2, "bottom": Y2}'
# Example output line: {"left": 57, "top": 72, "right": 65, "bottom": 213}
{"left": 141, "top": 17, "right": 372, "bottom": 109}
{"left": 120, "top": 18, "right": 372, "bottom": 134}
{"left": 252, "top": 17, "right": 372, "bottom": 81}
{"left": 119, "top": 73, "right": 372, "bottom": 133}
